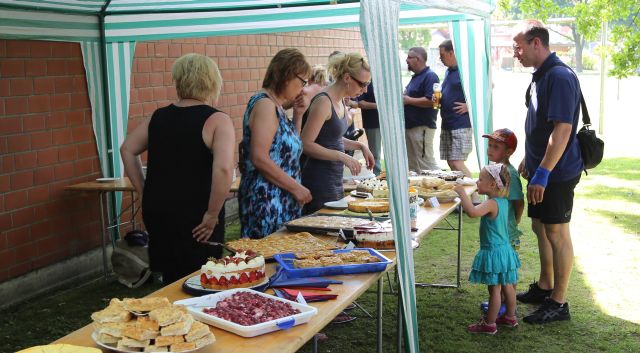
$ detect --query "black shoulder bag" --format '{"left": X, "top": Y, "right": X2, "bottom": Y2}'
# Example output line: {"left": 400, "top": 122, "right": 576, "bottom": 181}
{"left": 525, "top": 62, "right": 604, "bottom": 173}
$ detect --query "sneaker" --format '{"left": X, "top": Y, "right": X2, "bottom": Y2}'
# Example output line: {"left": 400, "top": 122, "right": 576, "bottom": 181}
{"left": 495, "top": 315, "right": 519, "bottom": 327}
{"left": 516, "top": 281, "right": 552, "bottom": 304}
{"left": 480, "top": 301, "right": 507, "bottom": 317}
{"left": 523, "top": 298, "right": 571, "bottom": 324}
{"left": 468, "top": 317, "right": 497, "bottom": 334}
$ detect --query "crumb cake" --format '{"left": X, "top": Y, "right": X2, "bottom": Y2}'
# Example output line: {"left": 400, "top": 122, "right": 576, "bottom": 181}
{"left": 347, "top": 198, "right": 389, "bottom": 213}
{"left": 200, "top": 250, "right": 266, "bottom": 290}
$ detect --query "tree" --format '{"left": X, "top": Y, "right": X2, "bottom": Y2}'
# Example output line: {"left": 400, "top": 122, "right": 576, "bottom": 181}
{"left": 398, "top": 27, "right": 432, "bottom": 51}
{"left": 499, "top": 0, "right": 640, "bottom": 78}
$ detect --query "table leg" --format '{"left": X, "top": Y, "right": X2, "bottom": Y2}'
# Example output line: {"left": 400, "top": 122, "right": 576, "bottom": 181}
{"left": 396, "top": 281, "right": 403, "bottom": 353}
{"left": 98, "top": 191, "right": 109, "bottom": 279}
{"left": 456, "top": 205, "right": 462, "bottom": 288}
{"left": 377, "top": 276, "right": 383, "bottom": 353}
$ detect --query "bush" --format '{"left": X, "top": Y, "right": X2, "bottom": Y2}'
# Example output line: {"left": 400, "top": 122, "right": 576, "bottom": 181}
{"left": 582, "top": 53, "right": 598, "bottom": 71}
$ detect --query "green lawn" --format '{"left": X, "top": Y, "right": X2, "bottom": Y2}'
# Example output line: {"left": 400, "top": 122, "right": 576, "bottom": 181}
{"left": 2, "top": 158, "right": 639, "bottom": 353}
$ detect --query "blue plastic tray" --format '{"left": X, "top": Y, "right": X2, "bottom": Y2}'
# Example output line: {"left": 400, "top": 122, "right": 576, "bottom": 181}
{"left": 273, "top": 248, "right": 392, "bottom": 278}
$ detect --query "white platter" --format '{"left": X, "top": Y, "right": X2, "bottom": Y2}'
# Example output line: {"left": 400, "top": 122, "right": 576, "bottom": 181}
{"left": 96, "top": 177, "right": 120, "bottom": 183}
{"left": 175, "top": 288, "right": 317, "bottom": 338}
{"left": 91, "top": 332, "right": 206, "bottom": 353}
{"left": 324, "top": 198, "right": 348, "bottom": 210}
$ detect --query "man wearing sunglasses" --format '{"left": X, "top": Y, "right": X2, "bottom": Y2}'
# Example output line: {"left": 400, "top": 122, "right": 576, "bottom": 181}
{"left": 403, "top": 47, "right": 440, "bottom": 172}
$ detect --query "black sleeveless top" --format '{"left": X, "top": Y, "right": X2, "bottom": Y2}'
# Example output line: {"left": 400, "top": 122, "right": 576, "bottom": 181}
{"left": 143, "top": 104, "right": 218, "bottom": 216}
{"left": 301, "top": 92, "right": 348, "bottom": 214}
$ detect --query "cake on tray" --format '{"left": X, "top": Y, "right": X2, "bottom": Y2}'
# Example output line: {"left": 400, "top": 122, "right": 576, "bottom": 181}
{"left": 200, "top": 250, "right": 266, "bottom": 290}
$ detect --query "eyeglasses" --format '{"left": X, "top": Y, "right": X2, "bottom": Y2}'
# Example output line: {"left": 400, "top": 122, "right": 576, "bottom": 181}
{"left": 349, "top": 74, "right": 370, "bottom": 89}
{"left": 407, "top": 55, "right": 418, "bottom": 60}
{"left": 512, "top": 39, "right": 533, "bottom": 54}
{"left": 296, "top": 75, "right": 308, "bottom": 87}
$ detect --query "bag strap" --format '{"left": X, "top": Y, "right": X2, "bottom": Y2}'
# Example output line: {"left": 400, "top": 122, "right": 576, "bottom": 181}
{"left": 525, "top": 60, "right": 591, "bottom": 126}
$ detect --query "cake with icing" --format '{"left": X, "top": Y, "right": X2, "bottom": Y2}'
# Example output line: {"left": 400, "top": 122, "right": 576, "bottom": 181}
{"left": 353, "top": 223, "right": 394, "bottom": 250}
{"left": 200, "top": 250, "right": 266, "bottom": 289}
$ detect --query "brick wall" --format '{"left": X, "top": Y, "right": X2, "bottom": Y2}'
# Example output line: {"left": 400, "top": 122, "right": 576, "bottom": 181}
{"left": 0, "top": 28, "right": 365, "bottom": 283}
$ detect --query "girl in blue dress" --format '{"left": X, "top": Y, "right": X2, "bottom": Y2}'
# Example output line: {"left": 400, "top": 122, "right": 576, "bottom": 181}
{"left": 454, "top": 163, "right": 521, "bottom": 334}
{"left": 239, "top": 49, "right": 312, "bottom": 238}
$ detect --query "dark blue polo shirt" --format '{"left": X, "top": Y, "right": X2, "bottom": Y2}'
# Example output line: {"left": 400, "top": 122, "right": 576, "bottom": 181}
{"left": 404, "top": 67, "right": 439, "bottom": 129}
{"left": 525, "top": 53, "right": 583, "bottom": 182}
{"left": 440, "top": 66, "right": 471, "bottom": 130}
{"left": 357, "top": 82, "right": 379, "bottom": 129}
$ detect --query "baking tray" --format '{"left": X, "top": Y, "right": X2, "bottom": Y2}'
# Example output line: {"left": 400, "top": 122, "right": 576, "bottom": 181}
{"left": 285, "top": 214, "right": 388, "bottom": 237}
{"left": 273, "top": 248, "right": 392, "bottom": 278}
{"left": 174, "top": 288, "right": 317, "bottom": 338}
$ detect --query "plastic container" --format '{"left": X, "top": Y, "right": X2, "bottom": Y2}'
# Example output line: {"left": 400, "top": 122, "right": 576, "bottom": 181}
{"left": 174, "top": 288, "right": 317, "bottom": 338}
{"left": 273, "top": 248, "right": 392, "bottom": 278}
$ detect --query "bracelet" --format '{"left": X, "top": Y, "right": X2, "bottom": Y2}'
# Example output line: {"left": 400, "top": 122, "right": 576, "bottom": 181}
{"left": 530, "top": 166, "right": 551, "bottom": 187}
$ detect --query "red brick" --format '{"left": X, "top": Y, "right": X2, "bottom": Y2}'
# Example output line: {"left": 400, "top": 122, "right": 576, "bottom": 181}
{"left": 0, "top": 116, "right": 22, "bottom": 135}
{"left": 68, "top": 59, "right": 84, "bottom": 75}
{"left": 9, "top": 261, "right": 33, "bottom": 278}
{"left": 73, "top": 77, "right": 87, "bottom": 93}
{"left": 0, "top": 211, "right": 11, "bottom": 230}
{"left": 69, "top": 93, "right": 89, "bottom": 109}
{"left": 137, "top": 58, "right": 151, "bottom": 72}
{"left": 23, "top": 114, "right": 46, "bottom": 132}
{"left": 47, "top": 112, "right": 66, "bottom": 128}
{"left": 25, "top": 60, "right": 47, "bottom": 76}
{"left": 30, "top": 132, "right": 50, "bottom": 151}
{"left": 133, "top": 73, "right": 149, "bottom": 88}
{"left": 6, "top": 41, "right": 29, "bottom": 57}
{"left": 0, "top": 79, "right": 9, "bottom": 96}
{"left": 77, "top": 142, "right": 97, "bottom": 158}
{"left": 1, "top": 155, "right": 14, "bottom": 174}
{"left": 9, "top": 78, "right": 33, "bottom": 96}
{"left": 50, "top": 94, "right": 70, "bottom": 111}
{"left": 0, "top": 175, "right": 9, "bottom": 192}
{"left": 74, "top": 158, "right": 94, "bottom": 176}
{"left": 0, "top": 60, "right": 25, "bottom": 77}
{"left": 155, "top": 43, "right": 168, "bottom": 57}
{"left": 5, "top": 96, "right": 29, "bottom": 115}
{"left": 11, "top": 207, "right": 35, "bottom": 227}
{"left": 7, "top": 135, "right": 30, "bottom": 153}
{"left": 47, "top": 59, "right": 67, "bottom": 75}
{"left": 134, "top": 43, "right": 148, "bottom": 57}
{"left": 54, "top": 77, "right": 74, "bottom": 93}
{"left": 52, "top": 129, "right": 72, "bottom": 144}
{"left": 51, "top": 42, "right": 73, "bottom": 57}
{"left": 0, "top": 251, "right": 16, "bottom": 271}
{"left": 71, "top": 126, "right": 91, "bottom": 142}
{"left": 31, "top": 41, "right": 52, "bottom": 57}
{"left": 54, "top": 162, "right": 74, "bottom": 180}
{"left": 58, "top": 145, "right": 77, "bottom": 161}
{"left": 142, "top": 102, "right": 157, "bottom": 115}
{"left": 30, "top": 220, "right": 51, "bottom": 239}
{"left": 34, "top": 166, "right": 55, "bottom": 185}
{"left": 153, "top": 86, "right": 167, "bottom": 100}
{"left": 138, "top": 87, "right": 153, "bottom": 102}
{"left": 5, "top": 190, "right": 28, "bottom": 210}
{"left": 151, "top": 58, "right": 165, "bottom": 72}
{"left": 128, "top": 103, "right": 143, "bottom": 117}
{"left": 149, "top": 72, "right": 163, "bottom": 86}
{"left": 32, "top": 203, "right": 52, "bottom": 220}
{"left": 169, "top": 44, "right": 181, "bottom": 57}
{"left": 28, "top": 95, "right": 51, "bottom": 113}
{"left": 66, "top": 110, "right": 84, "bottom": 126}
{"left": 15, "top": 151, "right": 37, "bottom": 170}
{"left": 14, "top": 241, "right": 36, "bottom": 263}
{"left": 37, "top": 148, "right": 58, "bottom": 166}
{"left": 28, "top": 185, "right": 49, "bottom": 204}
{"left": 10, "top": 170, "right": 33, "bottom": 190}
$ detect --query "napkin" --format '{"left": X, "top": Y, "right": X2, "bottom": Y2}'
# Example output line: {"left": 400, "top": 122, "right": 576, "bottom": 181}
{"left": 272, "top": 288, "right": 338, "bottom": 302}
{"left": 269, "top": 266, "right": 343, "bottom": 288}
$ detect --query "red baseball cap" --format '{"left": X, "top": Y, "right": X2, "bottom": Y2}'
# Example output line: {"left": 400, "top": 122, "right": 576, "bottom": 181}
{"left": 482, "top": 128, "right": 517, "bottom": 150}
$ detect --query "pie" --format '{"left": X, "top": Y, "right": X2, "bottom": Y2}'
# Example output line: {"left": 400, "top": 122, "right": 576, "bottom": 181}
{"left": 347, "top": 199, "right": 389, "bottom": 213}
{"left": 225, "top": 232, "right": 337, "bottom": 258}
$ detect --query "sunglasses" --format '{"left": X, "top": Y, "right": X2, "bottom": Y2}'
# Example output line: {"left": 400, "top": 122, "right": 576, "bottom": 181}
{"left": 296, "top": 75, "right": 308, "bottom": 87}
{"left": 349, "top": 74, "right": 370, "bottom": 89}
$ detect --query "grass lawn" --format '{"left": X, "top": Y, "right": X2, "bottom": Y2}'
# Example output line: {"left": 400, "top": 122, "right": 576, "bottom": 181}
{"left": 1, "top": 158, "right": 639, "bottom": 353}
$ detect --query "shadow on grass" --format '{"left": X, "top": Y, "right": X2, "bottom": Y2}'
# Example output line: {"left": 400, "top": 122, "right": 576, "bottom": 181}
{"left": 586, "top": 209, "right": 640, "bottom": 238}
{"left": 588, "top": 158, "right": 640, "bottom": 181}
{"left": 578, "top": 185, "right": 640, "bottom": 206}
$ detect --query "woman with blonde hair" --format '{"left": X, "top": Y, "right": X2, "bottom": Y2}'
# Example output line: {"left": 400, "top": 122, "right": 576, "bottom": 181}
{"left": 121, "top": 53, "right": 235, "bottom": 284}
{"left": 239, "top": 48, "right": 312, "bottom": 238}
{"left": 300, "top": 52, "right": 375, "bottom": 214}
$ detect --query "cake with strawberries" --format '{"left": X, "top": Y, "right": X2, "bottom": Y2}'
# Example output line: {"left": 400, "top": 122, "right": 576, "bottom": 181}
{"left": 200, "top": 250, "right": 266, "bottom": 290}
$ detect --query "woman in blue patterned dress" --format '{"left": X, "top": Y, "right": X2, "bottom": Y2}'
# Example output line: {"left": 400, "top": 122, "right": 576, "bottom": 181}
{"left": 239, "top": 48, "right": 312, "bottom": 238}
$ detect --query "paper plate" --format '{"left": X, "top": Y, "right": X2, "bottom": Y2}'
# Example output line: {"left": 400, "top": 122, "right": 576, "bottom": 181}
{"left": 182, "top": 275, "right": 269, "bottom": 296}
{"left": 96, "top": 177, "right": 120, "bottom": 183}
{"left": 324, "top": 199, "right": 348, "bottom": 210}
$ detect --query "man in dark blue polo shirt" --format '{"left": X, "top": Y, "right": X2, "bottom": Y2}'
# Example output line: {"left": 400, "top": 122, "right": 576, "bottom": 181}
{"left": 403, "top": 47, "right": 440, "bottom": 172}
{"left": 513, "top": 20, "right": 583, "bottom": 324}
{"left": 438, "top": 40, "right": 472, "bottom": 178}
{"left": 357, "top": 81, "right": 382, "bottom": 175}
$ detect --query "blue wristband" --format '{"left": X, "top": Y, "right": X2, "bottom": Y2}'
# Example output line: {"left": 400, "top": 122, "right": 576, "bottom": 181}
{"left": 530, "top": 166, "right": 551, "bottom": 187}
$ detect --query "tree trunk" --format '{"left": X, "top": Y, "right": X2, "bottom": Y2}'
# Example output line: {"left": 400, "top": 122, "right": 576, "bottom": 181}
{"left": 572, "top": 26, "right": 584, "bottom": 72}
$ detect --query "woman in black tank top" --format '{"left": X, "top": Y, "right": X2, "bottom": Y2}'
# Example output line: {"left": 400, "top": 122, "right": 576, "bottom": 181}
{"left": 300, "top": 52, "right": 376, "bottom": 214}
{"left": 120, "top": 54, "right": 235, "bottom": 284}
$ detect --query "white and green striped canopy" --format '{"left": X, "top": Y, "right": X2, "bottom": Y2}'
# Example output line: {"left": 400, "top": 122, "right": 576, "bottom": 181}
{"left": 1, "top": 1, "right": 494, "bottom": 351}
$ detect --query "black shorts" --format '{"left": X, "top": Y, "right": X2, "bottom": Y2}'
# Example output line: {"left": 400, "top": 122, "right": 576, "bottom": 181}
{"left": 527, "top": 174, "right": 580, "bottom": 224}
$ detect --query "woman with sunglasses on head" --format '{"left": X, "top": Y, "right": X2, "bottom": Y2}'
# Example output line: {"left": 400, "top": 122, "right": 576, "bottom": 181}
{"left": 238, "top": 48, "right": 313, "bottom": 239}
{"left": 300, "top": 52, "right": 375, "bottom": 214}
